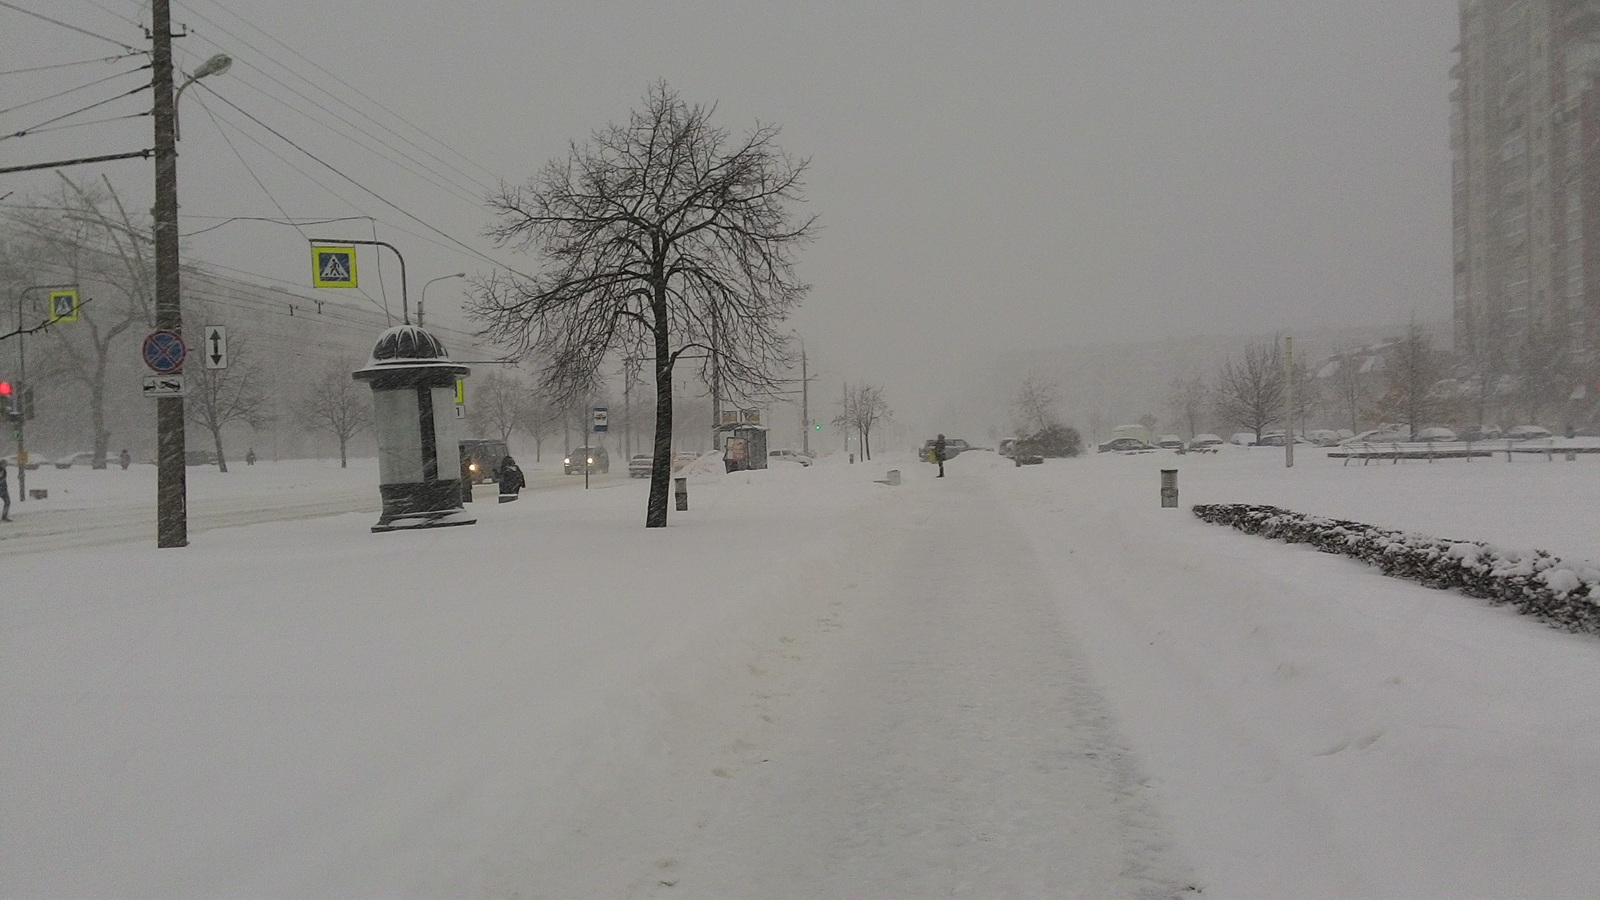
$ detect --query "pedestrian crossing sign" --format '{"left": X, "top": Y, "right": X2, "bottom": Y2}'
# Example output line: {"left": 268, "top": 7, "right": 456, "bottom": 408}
{"left": 48, "top": 289, "right": 79, "bottom": 323}
{"left": 311, "top": 246, "right": 357, "bottom": 288}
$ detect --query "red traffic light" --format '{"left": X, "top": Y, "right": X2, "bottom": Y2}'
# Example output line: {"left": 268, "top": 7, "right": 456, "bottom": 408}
{"left": 0, "top": 381, "right": 11, "bottom": 396}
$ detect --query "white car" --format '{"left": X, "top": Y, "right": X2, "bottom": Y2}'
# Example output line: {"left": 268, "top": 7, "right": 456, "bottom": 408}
{"left": 1415, "top": 427, "right": 1458, "bottom": 442}
{"left": 1188, "top": 434, "right": 1225, "bottom": 452}
{"left": 1156, "top": 434, "right": 1185, "bottom": 450}
{"left": 1506, "top": 425, "right": 1553, "bottom": 441}
{"left": 768, "top": 449, "right": 811, "bottom": 466}
{"left": 1342, "top": 428, "right": 1407, "bottom": 446}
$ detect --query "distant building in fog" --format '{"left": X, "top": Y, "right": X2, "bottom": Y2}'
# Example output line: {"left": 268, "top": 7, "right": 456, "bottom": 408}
{"left": 1452, "top": 0, "right": 1600, "bottom": 397}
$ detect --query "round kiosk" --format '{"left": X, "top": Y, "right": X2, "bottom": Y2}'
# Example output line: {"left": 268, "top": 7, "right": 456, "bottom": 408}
{"left": 352, "top": 324, "right": 476, "bottom": 532}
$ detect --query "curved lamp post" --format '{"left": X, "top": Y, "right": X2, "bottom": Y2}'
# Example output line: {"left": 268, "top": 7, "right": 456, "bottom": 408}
{"left": 418, "top": 272, "right": 466, "bottom": 328}
{"left": 174, "top": 53, "right": 231, "bottom": 141}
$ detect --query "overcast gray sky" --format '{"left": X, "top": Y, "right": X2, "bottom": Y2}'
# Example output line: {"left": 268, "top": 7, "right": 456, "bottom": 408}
{"left": 2, "top": 1, "right": 1458, "bottom": 444}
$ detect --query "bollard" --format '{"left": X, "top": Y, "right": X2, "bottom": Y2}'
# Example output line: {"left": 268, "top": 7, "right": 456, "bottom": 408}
{"left": 886, "top": 469, "right": 901, "bottom": 486}
{"left": 674, "top": 476, "right": 688, "bottom": 511}
{"left": 1160, "top": 469, "right": 1178, "bottom": 508}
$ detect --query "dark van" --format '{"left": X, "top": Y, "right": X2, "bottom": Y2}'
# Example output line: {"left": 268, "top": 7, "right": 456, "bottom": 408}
{"left": 459, "top": 439, "right": 509, "bottom": 483}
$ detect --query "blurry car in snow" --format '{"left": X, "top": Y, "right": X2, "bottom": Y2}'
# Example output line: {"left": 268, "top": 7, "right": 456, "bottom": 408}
{"left": 768, "top": 448, "right": 811, "bottom": 466}
{"left": 1415, "top": 427, "right": 1458, "bottom": 442}
{"left": 671, "top": 451, "right": 700, "bottom": 471}
{"left": 459, "top": 439, "right": 509, "bottom": 483}
{"left": 1097, "top": 437, "right": 1155, "bottom": 453}
{"left": 53, "top": 451, "right": 96, "bottom": 469}
{"left": 628, "top": 454, "right": 653, "bottom": 478}
{"left": 1229, "top": 433, "right": 1257, "bottom": 446}
{"left": 1457, "top": 424, "right": 1502, "bottom": 442}
{"left": 1506, "top": 425, "right": 1553, "bottom": 441}
{"left": 1156, "top": 434, "right": 1185, "bottom": 450}
{"left": 1305, "top": 429, "right": 1343, "bottom": 446}
{"left": 564, "top": 445, "right": 609, "bottom": 475}
{"left": 1341, "top": 428, "right": 1407, "bottom": 446}
{"left": 1188, "top": 434, "right": 1224, "bottom": 452}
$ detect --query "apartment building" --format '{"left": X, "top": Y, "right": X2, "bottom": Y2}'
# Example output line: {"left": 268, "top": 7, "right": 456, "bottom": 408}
{"left": 1452, "top": 0, "right": 1600, "bottom": 401}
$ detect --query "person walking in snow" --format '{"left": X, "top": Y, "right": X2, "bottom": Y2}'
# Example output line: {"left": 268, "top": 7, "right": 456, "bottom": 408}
{"left": 118, "top": 448, "right": 131, "bottom": 470}
{"left": 933, "top": 434, "right": 947, "bottom": 478}
{"left": 498, "top": 455, "right": 525, "bottom": 503}
{"left": 0, "top": 457, "right": 11, "bottom": 522}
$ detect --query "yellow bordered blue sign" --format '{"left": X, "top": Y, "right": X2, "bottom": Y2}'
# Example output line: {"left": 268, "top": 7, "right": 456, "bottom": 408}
{"left": 311, "top": 245, "right": 357, "bottom": 288}
{"left": 48, "top": 289, "right": 79, "bottom": 323}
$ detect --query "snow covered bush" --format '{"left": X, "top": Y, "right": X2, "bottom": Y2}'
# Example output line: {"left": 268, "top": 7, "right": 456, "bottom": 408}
{"left": 1192, "top": 503, "right": 1600, "bottom": 635}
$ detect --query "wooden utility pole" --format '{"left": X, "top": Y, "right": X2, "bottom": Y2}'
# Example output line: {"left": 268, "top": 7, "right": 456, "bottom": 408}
{"left": 152, "top": 0, "right": 188, "bottom": 547}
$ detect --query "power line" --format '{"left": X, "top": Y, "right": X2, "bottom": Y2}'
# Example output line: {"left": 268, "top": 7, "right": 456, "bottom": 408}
{"left": 194, "top": 82, "right": 532, "bottom": 280}
{"left": 0, "top": 49, "right": 144, "bottom": 77}
{"left": 0, "top": 62, "right": 150, "bottom": 117}
{"left": 0, "top": 80, "right": 152, "bottom": 141}
{"left": 0, "top": 0, "right": 139, "bottom": 52}
{"left": 181, "top": 0, "right": 501, "bottom": 189}
{"left": 0, "top": 110, "right": 149, "bottom": 138}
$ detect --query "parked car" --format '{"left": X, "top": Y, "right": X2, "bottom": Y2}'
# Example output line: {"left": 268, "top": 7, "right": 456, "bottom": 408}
{"left": 52, "top": 451, "right": 97, "bottom": 469}
{"left": 998, "top": 438, "right": 1016, "bottom": 458}
{"left": 1156, "top": 434, "right": 1185, "bottom": 450}
{"left": 1189, "top": 434, "right": 1225, "bottom": 452}
{"left": 564, "top": 445, "right": 609, "bottom": 475}
{"left": 628, "top": 453, "right": 652, "bottom": 477}
{"left": 1415, "top": 427, "right": 1459, "bottom": 442}
{"left": 1457, "top": 424, "right": 1502, "bottom": 442}
{"left": 1506, "top": 425, "right": 1553, "bottom": 441}
{"left": 1097, "top": 437, "right": 1155, "bottom": 453}
{"left": 1341, "top": 428, "right": 1407, "bottom": 446}
{"left": 459, "top": 439, "right": 510, "bottom": 483}
{"left": 768, "top": 448, "right": 811, "bottom": 466}
{"left": 671, "top": 451, "right": 700, "bottom": 471}
{"left": 1305, "top": 429, "right": 1343, "bottom": 447}
{"left": 1010, "top": 439, "right": 1045, "bottom": 465}
{"left": 1229, "top": 433, "right": 1257, "bottom": 446}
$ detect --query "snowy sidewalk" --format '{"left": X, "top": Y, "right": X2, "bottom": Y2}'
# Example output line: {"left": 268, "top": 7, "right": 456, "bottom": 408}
{"left": 512, "top": 466, "right": 1196, "bottom": 898}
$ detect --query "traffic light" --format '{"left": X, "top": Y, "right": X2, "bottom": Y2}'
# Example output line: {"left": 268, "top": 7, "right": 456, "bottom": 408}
{"left": 814, "top": 423, "right": 821, "bottom": 431}
{"left": 0, "top": 381, "right": 13, "bottom": 420}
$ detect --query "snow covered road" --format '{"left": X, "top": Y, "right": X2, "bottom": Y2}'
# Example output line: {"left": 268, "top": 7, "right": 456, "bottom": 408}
{"left": 4, "top": 449, "right": 1599, "bottom": 897}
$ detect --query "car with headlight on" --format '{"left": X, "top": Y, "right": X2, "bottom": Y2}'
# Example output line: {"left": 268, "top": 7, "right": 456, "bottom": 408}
{"left": 564, "top": 445, "right": 609, "bottom": 475}
{"left": 459, "top": 439, "right": 509, "bottom": 483}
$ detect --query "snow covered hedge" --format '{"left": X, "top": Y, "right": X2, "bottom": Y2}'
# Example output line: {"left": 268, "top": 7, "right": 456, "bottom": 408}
{"left": 1192, "top": 503, "right": 1600, "bottom": 635}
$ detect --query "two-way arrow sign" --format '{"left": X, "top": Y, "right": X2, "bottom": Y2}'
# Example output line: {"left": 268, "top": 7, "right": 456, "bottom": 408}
{"left": 204, "top": 325, "right": 228, "bottom": 369}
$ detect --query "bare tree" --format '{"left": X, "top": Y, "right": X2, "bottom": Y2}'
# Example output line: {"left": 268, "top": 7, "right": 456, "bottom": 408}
{"left": 832, "top": 383, "right": 891, "bottom": 461}
{"left": 300, "top": 355, "right": 371, "bottom": 468}
{"left": 1375, "top": 320, "right": 1444, "bottom": 438}
{"left": 1012, "top": 374, "right": 1060, "bottom": 436}
{"left": 1165, "top": 374, "right": 1209, "bottom": 439}
{"left": 1212, "top": 340, "right": 1285, "bottom": 442}
{"left": 1328, "top": 342, "right": 1372, "bottom": 432}
{"left": 520, "top": 389, "right": 562, "bottom": 461}
{"left": 471, "top": 81, "right": 814, "bottom": 526}
{"left": 466, "top": 370, "right": 529, "bottom": 444}
{"left": 185, "top": 334, "right": 272, "bottom": 472}
{"left": 10, "top": 176, "right": 153, "bottom": 467}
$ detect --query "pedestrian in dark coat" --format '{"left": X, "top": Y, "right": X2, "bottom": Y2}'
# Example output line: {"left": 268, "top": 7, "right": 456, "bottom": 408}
{"left": 933, "top": 434, "right": 947, "bottom": 478}
{"left": 118, "top": 448, "right": 131, "bottom": 470}
{"left": 0, "top": 457, "right": 11, "bottom": 521}
{"left": 498, "top": 455, "right": 525, "bottom": 503}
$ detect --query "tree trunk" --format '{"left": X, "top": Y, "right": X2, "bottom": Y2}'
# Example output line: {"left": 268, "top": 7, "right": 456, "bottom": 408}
{"left": 213, "top": 428, "right": 228, "bottom": 473}
{"left": 646, "top": 280, "right": 672, "bottom": 528}
{"left": 338, "top": 434, "right": 348, "bottom": 468}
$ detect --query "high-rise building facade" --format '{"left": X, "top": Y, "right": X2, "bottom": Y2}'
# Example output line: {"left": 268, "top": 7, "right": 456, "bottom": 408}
{"left": 1452, "top": 0, "right": 1600, "bottom": 405}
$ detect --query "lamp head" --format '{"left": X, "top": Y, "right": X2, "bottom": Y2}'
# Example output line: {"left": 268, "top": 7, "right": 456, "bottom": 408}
{"left": 192, "top": 54, "right": 233, "bottom": 80}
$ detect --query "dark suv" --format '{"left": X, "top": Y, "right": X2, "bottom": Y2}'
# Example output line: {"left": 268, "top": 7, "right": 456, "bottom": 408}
{"left": 564, "top": 445, "right": 609, "bottom": 475}
{"left": 459, "top": 439, "right": 509, "bottom": 483}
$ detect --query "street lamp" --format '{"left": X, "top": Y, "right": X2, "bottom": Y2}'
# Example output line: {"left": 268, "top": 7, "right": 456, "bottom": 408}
{"left": 173, "top": 53, "right": 231, "bottom": 141}
{"left": 418, "top": 272, "right": 466, "bottom": 328}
